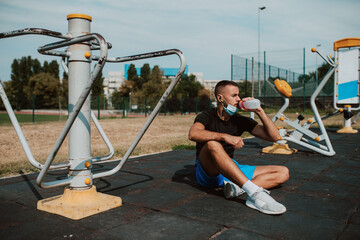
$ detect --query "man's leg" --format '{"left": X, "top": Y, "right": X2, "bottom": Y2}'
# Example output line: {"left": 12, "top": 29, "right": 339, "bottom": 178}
{"left": 199, "top": 141, "right": 289, "bottom": 189}
{"left": 198, "top": 141, "right": 249, "bottom": 187}
{"left": 198, "top": 141, "right": 287, "bottom": 214}
{"left": 252, "top": 165, "right": 289, "bottom": 189}
{"left": 223, "top": 164, "right": 289, "bottom": 198}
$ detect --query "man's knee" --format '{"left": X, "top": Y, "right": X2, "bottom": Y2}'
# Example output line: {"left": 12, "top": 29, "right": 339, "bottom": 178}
{"left": 204, "top": 140, "right": 223, "bottom": 153}
{"left": 278, "top": 166, "right": 290, "bottom": 183}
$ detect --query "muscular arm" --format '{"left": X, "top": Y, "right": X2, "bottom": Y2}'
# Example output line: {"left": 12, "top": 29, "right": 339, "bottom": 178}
{"left": 189, "top": 122, "right": 244, "bottom": 148}
{"left": 251, "top": 108, "right": 280, "bottom": 142}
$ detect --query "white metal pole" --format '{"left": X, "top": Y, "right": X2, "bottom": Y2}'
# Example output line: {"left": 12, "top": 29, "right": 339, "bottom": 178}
{"left": 315, "top": 44, "right": 321, "bottom": 88}
{"left": 250, "top": 57, "right": 255, "bottom": 119}
{"left": 67, "top": 14, "right": 92, "bottom": 189}
{"left": 258, "top": 6, "right": 265, "bottom": 97}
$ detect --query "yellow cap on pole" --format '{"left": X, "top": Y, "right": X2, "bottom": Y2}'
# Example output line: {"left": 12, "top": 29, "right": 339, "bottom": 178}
{"left": 67, "top": 14, "right": 92, "bottom": 22}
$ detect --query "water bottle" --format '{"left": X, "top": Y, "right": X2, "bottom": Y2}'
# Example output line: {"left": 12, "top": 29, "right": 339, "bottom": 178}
{"left": 239, "top": 99, "right": 261, "bottom": 110}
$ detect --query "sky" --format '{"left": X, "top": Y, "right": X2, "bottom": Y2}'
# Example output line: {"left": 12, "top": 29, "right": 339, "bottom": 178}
{"left": 0, "top": 0, "right": 359, "bottom": 82}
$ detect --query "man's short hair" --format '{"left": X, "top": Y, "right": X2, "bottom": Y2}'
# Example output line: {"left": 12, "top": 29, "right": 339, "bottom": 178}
{"left": 214, "top": 80, "right": 238, "bottom": 99}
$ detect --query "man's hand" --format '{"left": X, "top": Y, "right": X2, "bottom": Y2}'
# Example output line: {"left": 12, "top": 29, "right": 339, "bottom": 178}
{"left": 189, "top": 122, "right": 245, "bottom": 148}
{"left": 223, "top": 134, "right": 244, "bottom": 149}
{"left": 240, "top": 97, "right": 262, "bottom": 113}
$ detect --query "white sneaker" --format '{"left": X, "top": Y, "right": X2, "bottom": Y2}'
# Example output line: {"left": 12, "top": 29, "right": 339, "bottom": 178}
{"left": 223, "top": 181, "right": 245, "bottom": 199}
{"left": 245, "top": 188, "right": 286, "bottom": 215}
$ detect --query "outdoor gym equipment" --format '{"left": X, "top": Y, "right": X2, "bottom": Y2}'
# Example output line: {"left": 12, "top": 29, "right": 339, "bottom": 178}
{"left": 333, "top": 38, "right": 360, "bottom": 133}
{"left": 0, "top": 14, "right": 186, "bottom": 219}
{"left": 353, "top": 111, "right": 360, "bottom": 124}
{"left": 262, "top": 46, "right": 338, "bottom": 156}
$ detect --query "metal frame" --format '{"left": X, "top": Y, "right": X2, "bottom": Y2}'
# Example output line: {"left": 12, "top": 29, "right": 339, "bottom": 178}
{"left": 332, "top": 42, "right": 360, "bottom": 131}
{"left": 269, "top": 49, "right": 336, "bottom": 156}
{"left": 333, "top": 45, "right": 360, "bottom": 111}
{"left": 0, "top": 81, "right": 114, "bottom": 168}
{"left": 92, "top": 49, "right": 186, "bottom": 179}
{"left": 0, "top": 24, "right": 186, "bottom": 188}
{"left": 353, "top": 111, "right": 360, "bottom": 123}
{"left": 332, "top": 40, "right": 360, "bottom": 135}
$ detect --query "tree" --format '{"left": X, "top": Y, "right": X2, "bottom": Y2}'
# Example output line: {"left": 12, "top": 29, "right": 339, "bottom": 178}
{"left": 48, "top": 60, "right": 60, "bottom": 78}
{"left": 91, "top": 71, "right": 105, "bottom": 109}
{"left": 166, "top": 97, "right": 181, "bottom": 112}
{"left": 173, "top": 74, "right": 203, "bottom": 98}
{"left": 140, "top": 63, "right": 151, "bottom": 83}
{"left": 150, "top": 65, "right": 163, "bottom": 84}
{"left": 26, "top": 72, "right": 60, "bottom": 109}
{"left": 32, "top": 59, "right": 42, "bottom": 75}
{"left": 198, "top": 95, "right": 211, "bottom": 111}
{"left": 127, "top": 64, "right": 138, "bottom": 80}
{"left": 42, "top": 60, "right": 60, "bottom": 78}
{"left": 117, "top": 80, "right": 133, "bottom": 97}
{"left": 298, "top": 74, "right": 312, "bottom": 84}
{"left": 198, "top": 88, "right": 210, "bottom": 99}
{"left": 5, "top": 57, "right": 61, "bottom": 110}
{"left": 10, "top": 56, "right": 34, "bottom": 109}
{"left": 237, "top": 81, "right": 249, "bottom": 98}
{"left": 129, "top": 63, "right": 151, "bottom": 91}
{"left": 183, "top": 98, "right": 196, "bottom": 112}
{"left": 92, "top": 71, "right": 104, "bottom": 97}
{"left": 60, "top": 73, "right": 68, "bottom": 109}
{"left": 140, "top": 65, "right": 166, "bottom": 109}
{"left": 42, "top": 61, "right": 49, "bottom": 74}
{"left": 111, "top": 89, "right": 125, "bottom": 110}
{"left": 0, "top": 81, "right": 14, "bottom": 110}
{"left": 309, "top": 62, "right": 334, "bottom": 95}
{"left": 111, "top": 80, "right": 135, "bottom": 110}
{"left": 127, "top": 63, "right": 141, "bottom": 91}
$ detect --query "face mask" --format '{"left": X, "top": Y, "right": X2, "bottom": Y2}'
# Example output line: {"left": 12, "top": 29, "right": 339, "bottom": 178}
{"left": 220, "top": 97, "right": 237, "bottom": 116}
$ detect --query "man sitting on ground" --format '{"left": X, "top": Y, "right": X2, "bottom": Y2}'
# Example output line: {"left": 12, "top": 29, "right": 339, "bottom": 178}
{"left": 188, "top": 80, "right": 289, "bottom": 215}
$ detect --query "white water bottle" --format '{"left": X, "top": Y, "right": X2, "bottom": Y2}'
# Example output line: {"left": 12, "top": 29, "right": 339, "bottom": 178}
{"left": 239, "top": 99, "right": 261, "bottom": 110}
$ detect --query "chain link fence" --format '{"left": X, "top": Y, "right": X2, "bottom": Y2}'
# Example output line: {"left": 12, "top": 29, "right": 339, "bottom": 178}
{"left": 231, "top": 50, "right": 334, "bottom": 110}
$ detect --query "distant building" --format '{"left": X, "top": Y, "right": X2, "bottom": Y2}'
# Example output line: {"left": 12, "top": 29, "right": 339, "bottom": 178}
{"left": 201, "top": 79, "right": 244, "bottom": 101}
{"left": 202, "top": 79, "right": 243, "bottom": 90}
{"left": 103, "top": 71, "right": 124, "bottom": 108}
{"left": 190, "top": 72, "right": 204, "bottom": 85}
{"left": 124, "top": 64, "right": 189, "bottom": 80}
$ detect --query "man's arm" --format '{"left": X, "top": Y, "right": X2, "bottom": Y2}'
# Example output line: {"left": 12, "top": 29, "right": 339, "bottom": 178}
{"left": 189, "top": 122, "right": 244, "bottom": 148}
{"left": 250, "top": 108, "right": 280, "bottom": 142}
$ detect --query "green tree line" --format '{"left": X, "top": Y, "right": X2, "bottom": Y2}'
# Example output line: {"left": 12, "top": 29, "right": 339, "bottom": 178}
{"left": 0, "top": 56, "right": 105, "bottom": 110}
{"left": 2, "top": 57, "right": 331, "bottom": 114}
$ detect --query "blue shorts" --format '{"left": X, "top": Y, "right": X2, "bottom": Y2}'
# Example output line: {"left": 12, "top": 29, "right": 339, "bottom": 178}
{"left": 195, "top": 158, "right": 256, "bottom": 188}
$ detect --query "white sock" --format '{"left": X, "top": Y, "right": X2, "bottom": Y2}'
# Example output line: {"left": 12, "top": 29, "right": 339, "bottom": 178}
{"left": 242, "top": 180, "right": 260, "bottom": 196}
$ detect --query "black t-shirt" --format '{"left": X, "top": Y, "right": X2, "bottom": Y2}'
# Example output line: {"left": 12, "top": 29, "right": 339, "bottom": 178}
{"left": 194, "top": 108, "right": 258, "bottom": 158}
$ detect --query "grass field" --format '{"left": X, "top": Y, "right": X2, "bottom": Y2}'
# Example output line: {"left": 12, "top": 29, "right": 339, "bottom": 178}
{"left": 0, "top": 110, "right": 359, "bottom": 178}
{"left": 0, "top": 114, "right": 197, "bottom": 177}
{"left": 0, "top": 112, "right": 67, "bottom": 125}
